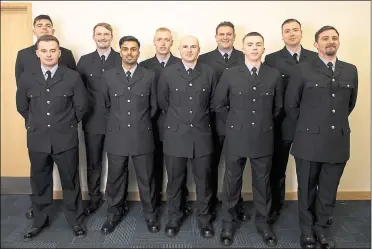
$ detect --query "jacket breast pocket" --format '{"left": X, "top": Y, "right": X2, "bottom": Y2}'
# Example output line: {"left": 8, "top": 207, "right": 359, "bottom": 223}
{"left": 135, "top": 89, "right": 150, "bottom": 110}
{"left": 260, "top": 89, "right": 275, "bottom": 110}
{"left": 197, "top": 86, "right": 210, "bottom": 106}
{"left": 170, "top": 86, "right": 186, "bottom": 106}
{"left": 54, "top": 91, "right": 74, "bottom": 112}
{"left": 27, "top": 91, "right": 41, "bottom": 111}
{"left": 338, "top": 80, "right": 355, "bottom": 102}
{"left": 230, "top": 88, "right": 248, "bottom": 109}
{"left": 110, "top": 90, "right": 126, "bottom": 109}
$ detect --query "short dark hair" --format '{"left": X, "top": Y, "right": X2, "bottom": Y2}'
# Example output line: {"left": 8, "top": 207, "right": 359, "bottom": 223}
{"left": 242, "top": 32, "right": 264, "bottom": 43}
{"left": 315, "top": 26, "right": 340, "bottom": 42}
{"left": 215, "top": 21, "right": 235, "bottom": 35}
{"left": 281, "top": 18, "right": 301, "bottom": 31}
{"left": 119, "top": 36, "right": 140, "bottom": 48}
{"left": 33, "top": 14, "right": 53, "bottom": 26}
{"left": 36, "top": 35, "right": 60, "bottom": 49}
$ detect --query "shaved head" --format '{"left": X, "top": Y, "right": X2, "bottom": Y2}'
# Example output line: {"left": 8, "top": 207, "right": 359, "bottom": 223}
{"left": 179, "top": 35, "right": 200, "bottom": 64}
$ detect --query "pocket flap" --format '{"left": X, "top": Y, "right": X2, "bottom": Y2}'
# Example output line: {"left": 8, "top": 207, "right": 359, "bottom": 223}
{"left": 305, "top": 81, "right": 327, "bottom": 88}
{"left": 342, "top": 126, "right": 351, "bottom": 134}
{"left": 107, "top": 122, "right": 120, "bottom": 132}
{"left": 339, "top": 81, "right": 355, "bottom": 89}
{"left": 27, "top": 91, "right": 40, "bottom": 98}
{"left": 140, "top": 120, "right": 152, "bottom": 131}
{"left": 262, "top": 123, "right": 274, "bottom": 131}
{"left": 298, "top": 125, "right": 320, "bottom": 134}
{"left": 111, "top": 89, "right": 126, "bottom": 97}
{"left": 260, "top": 89, "right": 274, "bottom": 96}
{"left": 165, "top": 123, "right": 178, "bottom": 131}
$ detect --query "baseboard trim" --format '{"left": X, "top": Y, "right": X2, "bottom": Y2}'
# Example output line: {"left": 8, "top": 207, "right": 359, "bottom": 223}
{"left": 52, "top": 190, "right": 372, "bottom": 201}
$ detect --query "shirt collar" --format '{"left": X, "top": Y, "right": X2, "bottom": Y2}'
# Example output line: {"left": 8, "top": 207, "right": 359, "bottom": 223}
{"left": 245, "top": 62, "right": 261, "bottom": 74}
{"left": 156, "top": 54, "right": 171, "bottom": 66}
{"left": 122, "top": 64, "right": 138, "bottom": 76}
{"left": 286, "top": 46, "right": 301, "bottom": 60}
{"left": 183, "top": 62, "right": 196, "bottom": 71}
{"left": 97, "top": 48, "right": 112, "bottom": 61}
{"left": 41, "top": 64, "right": 58, "bottom": 78}
{"left": 218, "top": 48, "right": 233, "bottom": 59}
{"left": 319, "top": 56, "right": 336, "bottom": 71}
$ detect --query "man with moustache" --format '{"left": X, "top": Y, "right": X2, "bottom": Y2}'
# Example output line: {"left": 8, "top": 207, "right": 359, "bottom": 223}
{"left": 285, "top": 26, "right": 358, "bottom": 249}
{"left": 15, "top": 14, "right": 77, "bottom": 220}
{"left": 139, "top": 27, "right": 192, "bottom": 216}
{"left": 158, "top": 35, "right": 217, "bottom": 238}
{"left": 101, "top": 36, "right": 159, "bottom": 234}
{"left": 212, "top": 32, "right": 283, "bottom": 247}
{"left": 16, "top": 35, "right": 87, "bottom": 240}
{"left": 77, "top": 23, "right": 128, "bottom": 216}
{"left": 264, "top": 19, "right": 318, "bottom": 224}
{"left": 198, "top": 21, "right": 248, "bottom": 220}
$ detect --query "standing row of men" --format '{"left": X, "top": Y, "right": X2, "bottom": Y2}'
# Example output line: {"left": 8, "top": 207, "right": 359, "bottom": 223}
{"left": 15, "top": 14, "right": 358, "bottom": 249}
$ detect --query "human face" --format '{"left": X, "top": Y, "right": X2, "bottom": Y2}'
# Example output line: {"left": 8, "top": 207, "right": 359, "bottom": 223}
{"left": 215, "top": 25, "right": 235, "bottom": 51}
{"left": 153, "top": 30, "right": 173, "bottom": 56}
{"left": 36, "top": 41, "right": 60, "bottom": 68}
{"left": 179, "top": 36, "right": 200, "bottom": 64}
{"left": 314, "top": 29, "right": 340, "bottom": 57}
{"left": 33, "top": 19, "right": 55, "bottom": 38}
{"left": 282, "top": 21, "right": 302, "bottom": 47}
{"left": 242, "top": 35, "right": 265, "bottom": 62}
{"left": 93, "top": 26, "right": 113, "bottom": 49}
{"left": 120, "top": 41, "right": 140, "bottom": 66}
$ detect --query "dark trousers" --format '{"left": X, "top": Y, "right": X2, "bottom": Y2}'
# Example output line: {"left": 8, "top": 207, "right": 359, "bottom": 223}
{"left": 295, "top": 158, "right": 346, "bottom": 234}
{"left": 222, "top": 153, "right": 272, "bottom": 230}
{"left": 154, "top": 140, "right": 189, "bottom": 205}
{"left": 165, "top": 154, "right": 213, "bottom": 226}
{"left": 28, "top": 147, "right": 85, "bottom": 228}
{"left": 106, "top": 153, "right": 156, "bottom": 222}
{"left": 270, "top": 138, "right": 292, "bottom": 214}
{"left": 84, "top": 132, "right": 105, "bottom": 204}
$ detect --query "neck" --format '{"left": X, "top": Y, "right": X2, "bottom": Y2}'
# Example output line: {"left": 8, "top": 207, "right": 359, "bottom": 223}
{"left": 245, "top": 58, "right": 261, "bottom": 68}
{"left": 319, "top": 53, "right": 336, "bottom": 62}
{"left": 182, "top": 59, "right": 196, "bottom": 69}
{"left": 218, "top": 46, "right": 233, "bottom": 53}
{"left": 286, "top": 44, "right": 301, "bottom": 53}
{"left": 156, "top": 53, "right": 170, "bottom": 61}
{"left": 97, "top": 47, "right": 111, "bottom": 55}
{"left": 122, "top": 63, "right": 136, "bottom": 71}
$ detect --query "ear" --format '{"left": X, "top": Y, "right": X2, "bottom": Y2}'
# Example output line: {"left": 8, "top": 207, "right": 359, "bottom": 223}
{"left": 233, "top": 33, "right": 236, "bottom": 41}
{"left": 170, "top": 39, "right": 174, "bottom": 47}
{"left": 313, "top": 41, "right": 318, "bottom": 50}
{"left": 51, "top": 28, "right": 55, "bottom": 35}
{"left": 58, "top": 50, "right": 61, "bottom": 58}
{"left": 36, "top": 49, "right": 40, "bottom": 58}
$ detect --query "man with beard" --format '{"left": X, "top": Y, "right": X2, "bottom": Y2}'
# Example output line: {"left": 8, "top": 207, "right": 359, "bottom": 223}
{"left": 76, "top": 23, "right": 128, "bottom": 217}
{"left": 213, "top": 32, "right": 283, "bottom": 247}
{"left": 101, "top": 36, "right": 159, "bottom": 234}
{"left": 264, "top": 19, "right": 318, "bottom": 223}
{"left": 285, "top": 26, "right": 358, "bottom": 249}
{"left": 15, "top": 14, "right": 77, "bottom": 220}
{"left": 158, "top": 35, "right": 217, "bottom": 238}
{"left": 139, "top": 27, "right": 192, "bottom": 216}
{"left": 198, "top": 21, "right": 248, "bottom": 221}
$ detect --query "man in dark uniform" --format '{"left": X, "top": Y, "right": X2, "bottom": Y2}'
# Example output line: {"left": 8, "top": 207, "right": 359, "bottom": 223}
{"left": 77, "top": 23, "right": 128, "bottom": 216}
{"left": 15, "top": 14, "right": 77, "bottom": 220}
{"left": 100, "top": 36, "right": 159, "bottom": 235}
{"left": 16, "top": 35, "right": 87, "bottom": 240}
{"left": 139, "top": 27, "right": 192, "bottom": 216}
{"left": 264, "top": 19, "right": 318, "bottom": 223}
{"left": 285, "top": 26, "right": 358, "bottom": 249}
{"left": 198, "top": 21, "right": 248, "bottom": 220}
{"left": 158, "top": 35, "right": 217, "bottom": 238}
{"left": 212, "top": 32, "right": 283, "bottom": 247}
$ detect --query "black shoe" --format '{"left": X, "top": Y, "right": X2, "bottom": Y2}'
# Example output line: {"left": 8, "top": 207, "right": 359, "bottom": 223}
{"left": 25, "top": 207, "right": 34, "bottom": 220}
{"left": 23, "top": 219, "right": 49, "bottom": 241}
{"left": 165, "top": 221, "right": 180, "bottom": 237}
{"left": 101, "top": 220, "right": 120, "bottom": 235}
{"left": 200, "top": 223, "right": 214, "bottom": 238}
{"left": 220, "top": 227, "right": 234, "bottom": 246}
{"left": 122, "top": 202, "right": 129, "bottom": 216}
{"left": 182, "top": 203, "right": 193, "bottom": 216}
{"left": 85, "top": 199, "right": 103, "bottom": 216}
{"left": 325, "top": 217, "right": 333, "bottom": 227}
{"left": 72, "top": 225, "right": 86, "bottom": 238}
{"left": 146, "top": 219, "right": 160, "bottom": 233}
{"left": 238, "top": 206, "right": 250, "bottom": 221}
{"left": 258, "top": 227, "right": 277, "bottom": 247}
{"left": 314, "top": 233, "right": 335, "bottom": 249}
{"left": 300, "top": 233, "right": 316, "bottom": 249}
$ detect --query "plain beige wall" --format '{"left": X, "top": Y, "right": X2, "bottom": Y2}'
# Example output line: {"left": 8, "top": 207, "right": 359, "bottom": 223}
{"left": 23, "top": 1, "right": 370, "bottom": 194}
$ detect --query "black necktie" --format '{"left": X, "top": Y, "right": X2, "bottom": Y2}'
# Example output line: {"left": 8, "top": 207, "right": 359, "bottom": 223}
{"left": 327, "top": 62, "right": 334, "bottom": 75}
{"left": 46, "top": 70, "right": 52, "bottom": 85}
{"left": 251, "top": 67, "right": 257, "bottom": 82}
{"left": 101, "top": 55, "right": 106, "bottom": 65}
{"left": 160, "top": 62, "right": 165, "bottom": 68}
{"left": 126, "top": 71, "right": 131, "bottom": 81}
{"left": 223, "top": 53, "right": 229, "bottom": 64}
{"left": 293, "top": 53, "right": 299, "bottom": 64}
{"left": 187, "top": 68, "right": 193, "bottom": 75}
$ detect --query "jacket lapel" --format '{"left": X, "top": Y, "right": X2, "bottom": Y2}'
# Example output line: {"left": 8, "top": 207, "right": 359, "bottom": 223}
{"left": 226, "top": 48, "right": 239, "bottom": 67}
{"left": 279, "top": 47, "right": 297, "bottom": 66}
{"left": 127, "top": 65, "right": 144, "bottom": 86}
{"left": 45, "top": 66, "right": 64, "bottom": 88}
{"left": 238, "top": 64, "right": 254, "bottom": 84}
{"left": 314, "top": 58, "right": 333, "bottom": 78}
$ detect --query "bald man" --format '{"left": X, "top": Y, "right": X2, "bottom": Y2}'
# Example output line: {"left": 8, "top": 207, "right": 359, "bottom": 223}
{"left": 158, "top": 35, "right": 217, "bottom": 238}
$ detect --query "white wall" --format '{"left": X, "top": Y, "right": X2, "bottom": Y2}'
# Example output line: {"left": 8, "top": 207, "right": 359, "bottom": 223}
{"left": 29, "top": 1, "right": 370, "bottom": 194}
